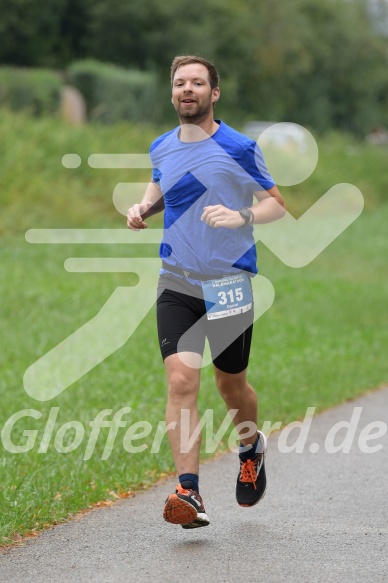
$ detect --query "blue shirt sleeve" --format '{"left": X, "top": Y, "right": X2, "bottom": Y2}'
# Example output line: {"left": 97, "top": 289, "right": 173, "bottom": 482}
{"left": 152, "top": 167, "right": 162, "bottom": 184}
{"left": 245, "top": 142, "right": 275, "bottom": 191}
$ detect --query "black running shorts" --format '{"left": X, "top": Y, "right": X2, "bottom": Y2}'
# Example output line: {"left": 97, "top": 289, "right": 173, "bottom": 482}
{"left": 156, "top": 274, "right": 254, "bottom": 374}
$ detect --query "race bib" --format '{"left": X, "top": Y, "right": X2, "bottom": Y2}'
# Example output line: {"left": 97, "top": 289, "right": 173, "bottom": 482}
{"left": 202, "top": 273, "right": 253, "bottom": 320}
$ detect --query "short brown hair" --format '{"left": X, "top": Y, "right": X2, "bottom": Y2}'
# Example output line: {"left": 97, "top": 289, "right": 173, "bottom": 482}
{"left": 170, "top": 55, "right": 220, "bottom": 89}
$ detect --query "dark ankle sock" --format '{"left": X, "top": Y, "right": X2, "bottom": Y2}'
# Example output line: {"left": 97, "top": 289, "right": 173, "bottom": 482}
{"left": 239, "top": 435, "right": 259, "bottom": 461}
{"left": 179, "top": 473, "right": 199, "bottom": 492}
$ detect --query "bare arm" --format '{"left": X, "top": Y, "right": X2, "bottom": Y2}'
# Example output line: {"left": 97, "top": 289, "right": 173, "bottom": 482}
{"left": 126, "top": 181, "right": 164, "bottom": 230}
{"left": 250, "top": 184, "right": 286, "bottom": 224}
{"left": 201, "top": 184, "right": 286, "bottom": 228}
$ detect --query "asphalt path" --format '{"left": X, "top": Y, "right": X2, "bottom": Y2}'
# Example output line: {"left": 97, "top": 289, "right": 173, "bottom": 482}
{"left": 1, "top": 387, "right": 387, "bottom": 583}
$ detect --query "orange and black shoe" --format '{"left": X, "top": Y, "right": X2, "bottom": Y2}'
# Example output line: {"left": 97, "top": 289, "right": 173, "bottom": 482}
{"left": 236, "top": 430, "right": 267, "bottom": 507}
{"left": 163, "top": 484, "right": 210, "bottom": 529}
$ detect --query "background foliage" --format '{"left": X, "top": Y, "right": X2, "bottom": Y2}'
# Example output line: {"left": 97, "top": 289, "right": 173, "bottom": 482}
{"left": 0, "top": 67, "right": 62, "bottom": 115}
{"left": 0, "top": 0, "right": 387, "bottom": 132}
{"left": 67, "top": 60, "right": 158, "bottom": 123}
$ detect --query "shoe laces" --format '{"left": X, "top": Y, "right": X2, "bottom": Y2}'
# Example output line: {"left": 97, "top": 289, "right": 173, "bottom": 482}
{"left": 239, "top": 458, "right": 259, "bottom": 488}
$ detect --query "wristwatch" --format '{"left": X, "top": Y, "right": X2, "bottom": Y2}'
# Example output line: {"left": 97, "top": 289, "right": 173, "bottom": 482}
{"left": 238, "top": 207, "right": 253, "bottom": 227}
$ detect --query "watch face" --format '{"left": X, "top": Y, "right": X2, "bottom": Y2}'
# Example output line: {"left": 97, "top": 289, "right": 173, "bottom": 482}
{"left": 239, "top": 208, "right": 250, "bottom": 224}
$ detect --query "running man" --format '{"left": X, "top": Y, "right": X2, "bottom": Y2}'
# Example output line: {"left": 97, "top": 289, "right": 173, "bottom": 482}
{"left": 127, "top": 55, "right": 286, "bottom": 528}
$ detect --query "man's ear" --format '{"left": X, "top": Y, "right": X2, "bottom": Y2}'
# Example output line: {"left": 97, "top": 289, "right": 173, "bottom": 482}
{"left": 212, "top": 87, "right": 220, "bottom": 104}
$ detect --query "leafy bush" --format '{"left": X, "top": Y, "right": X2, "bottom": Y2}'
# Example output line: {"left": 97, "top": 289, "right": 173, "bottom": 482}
{"left": 0, "top": 67, "right": 62, "bottom": 115}
{"left": 67, "top": 60, "right": 158, "bottom": 124}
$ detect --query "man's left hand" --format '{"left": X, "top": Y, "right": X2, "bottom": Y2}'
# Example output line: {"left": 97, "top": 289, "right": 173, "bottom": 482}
{"left": 201, "top": 205, "right": 245, "bottom": 228}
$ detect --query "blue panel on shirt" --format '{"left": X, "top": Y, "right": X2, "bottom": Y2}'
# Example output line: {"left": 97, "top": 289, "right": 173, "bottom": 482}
{"left": 232, "top": 244, "right": 258, "bottom": 273}
{"left": 212, "top": 123, "right": 275, "bottom": 192}
{"left": 163, "top": 171, "right": 207, "bottom": 228}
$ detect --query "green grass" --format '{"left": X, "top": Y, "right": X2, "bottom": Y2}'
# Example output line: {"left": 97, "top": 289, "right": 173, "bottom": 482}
{"left": 1, "top": 109, "right": 387, "bottom": 545}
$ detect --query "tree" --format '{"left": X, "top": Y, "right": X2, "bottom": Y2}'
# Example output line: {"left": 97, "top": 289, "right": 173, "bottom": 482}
{"left": 0, "top": 0, "right": 91, "bottom": 67}
{"left": 1, "top": 0, "right": 387, "bottom": 132}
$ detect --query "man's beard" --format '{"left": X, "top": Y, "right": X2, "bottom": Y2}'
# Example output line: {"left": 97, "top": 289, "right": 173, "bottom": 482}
{"left": 176, "top": 99, "right": 212, "bottom": 124}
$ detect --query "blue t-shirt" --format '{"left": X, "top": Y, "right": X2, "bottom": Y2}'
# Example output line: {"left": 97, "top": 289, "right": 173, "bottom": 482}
{"left": 150, "top": 120, "right": 275, "bottom": 282}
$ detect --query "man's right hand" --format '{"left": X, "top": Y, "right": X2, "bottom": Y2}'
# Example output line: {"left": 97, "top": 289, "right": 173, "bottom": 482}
{"left": 126, "top": 201, "right": 153, "bottom": 230}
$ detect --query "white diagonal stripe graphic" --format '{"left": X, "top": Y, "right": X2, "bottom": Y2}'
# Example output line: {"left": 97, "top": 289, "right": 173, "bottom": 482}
{"left": 88, "top": 154, "right": 151, "bottom": 168}
{"left": 25, "top": 229, "right": 162, "bottom": 245}
{"left": 23, "top": 260, "right": 160, "bottom": 401}
{"left": 255, "top": 183, "right": 364, "bottom": 267}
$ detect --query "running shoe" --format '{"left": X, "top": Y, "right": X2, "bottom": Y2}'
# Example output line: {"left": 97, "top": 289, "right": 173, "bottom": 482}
{"left": 163, "top": 483, "right": 210, "bottom": 528}
{"left": 236, "top": 430, "right": 267, "bottom": 507}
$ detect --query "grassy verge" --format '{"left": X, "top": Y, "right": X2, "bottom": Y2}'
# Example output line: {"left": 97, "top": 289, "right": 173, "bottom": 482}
{"left": 1, "top": 109, "right": 387, "bottom": 544}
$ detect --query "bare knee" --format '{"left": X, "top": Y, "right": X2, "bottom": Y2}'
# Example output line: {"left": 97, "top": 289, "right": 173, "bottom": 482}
{"left": 165, "top": 355, "right": 200, "bottom": 404}
{"left": 168, "top": 370, "right": 198, "bottom": 399}
{"left": 215, "top": 369, "right": 247, "bottom": 404}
